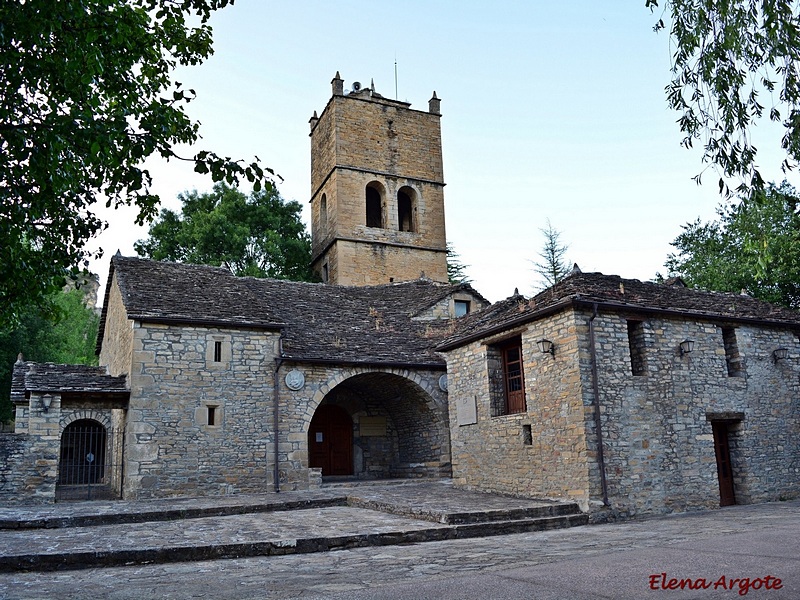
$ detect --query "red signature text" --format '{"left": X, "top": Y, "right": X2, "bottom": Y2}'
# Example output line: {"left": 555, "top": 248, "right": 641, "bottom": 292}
{"left": 648, "top": 573, "right": 783, "bottom": 595}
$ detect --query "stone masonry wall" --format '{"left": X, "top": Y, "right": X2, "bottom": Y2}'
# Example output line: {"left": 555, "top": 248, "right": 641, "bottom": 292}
{"left": 1, "top": 392, "right": 61, "bottom": 503}
{"left": 125, "top": 322, "right": 281, "bottom": 499}
{"left": 446, "top": 309, "right": 591, "bottom": 509}
{"left": 124, "top": 319, "right": 450, "bottom": 498}
{"left": 582, "top": 309, "right": 800, "bottom": 519}
{"left": 311, "top": 95, "right": 443, "bottom": 191}
{"left": 447, "top": 304, "right": 799, "bottom": 519}
{"left": 98, "top": 273, "right": 134, "bottom": 379}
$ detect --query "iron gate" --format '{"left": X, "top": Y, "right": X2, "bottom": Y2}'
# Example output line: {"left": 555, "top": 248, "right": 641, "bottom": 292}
{"left": 56, "top": 421, "right": 124, "bottom": 501}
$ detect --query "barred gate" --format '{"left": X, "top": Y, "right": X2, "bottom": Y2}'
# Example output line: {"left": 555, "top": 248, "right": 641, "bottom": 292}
{"left": 56, "top": 419, "right": 124, "bottom": 501}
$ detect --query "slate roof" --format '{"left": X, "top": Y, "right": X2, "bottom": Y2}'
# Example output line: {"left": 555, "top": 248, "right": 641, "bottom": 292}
{"left": 437, "top": 271, "right": 800, "bottom": 351}
{"left": 100, "top": 255, "right": 485, "bottom": 367}
{"left": 13, "top": 362, "right": 129, "bottom": 395}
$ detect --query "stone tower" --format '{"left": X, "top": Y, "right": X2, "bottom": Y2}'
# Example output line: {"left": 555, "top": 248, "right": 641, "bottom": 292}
{"left": 309, "top": 72, "right": 448, "bottom": 286}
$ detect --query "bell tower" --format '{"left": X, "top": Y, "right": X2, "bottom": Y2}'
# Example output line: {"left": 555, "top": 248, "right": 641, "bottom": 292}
{"left": 309, "top": 72, "right": 448, "bottom": 286}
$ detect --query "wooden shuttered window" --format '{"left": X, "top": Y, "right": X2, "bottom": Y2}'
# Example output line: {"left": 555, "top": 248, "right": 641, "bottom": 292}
{"left": 501, "top": 338, "right": 526, "bottom": 415}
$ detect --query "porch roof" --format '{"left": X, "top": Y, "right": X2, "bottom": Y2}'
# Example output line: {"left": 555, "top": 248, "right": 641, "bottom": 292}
{"left": 12, "top": 361, "right": 129, "bottom": 396}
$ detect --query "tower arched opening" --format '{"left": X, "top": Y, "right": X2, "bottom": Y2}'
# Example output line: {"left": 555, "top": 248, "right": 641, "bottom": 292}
{"left": 398, "top": 186, "right": 417, "bottom": 232}
{"left": 365, "top": 182, "right": 384, "bottom": 228}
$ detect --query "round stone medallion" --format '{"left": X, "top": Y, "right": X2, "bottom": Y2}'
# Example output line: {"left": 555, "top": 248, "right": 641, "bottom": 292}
{"left": 285, "top": 369, "right": 305, "bottom": 391}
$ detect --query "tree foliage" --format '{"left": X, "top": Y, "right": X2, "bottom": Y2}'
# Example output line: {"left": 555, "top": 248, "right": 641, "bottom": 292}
{"left": 533, "top": 220, "right": 571, "bottom": 289}
{"left": 665, "top": 181, "right": 800, "bottom": 308}
{"left": 0, "top": 284, "right": 100, "bottom": 423}
{"left": 647, "top": 0, "right": 800, "bottom": 195}
{"left": 0, "top": 0, "right": 271, "bottom": 329}
{"left": 135, "top": 183, "right": 315, "bottom": 281}
{"left": 446, "top": 243, "right": 472, "bottom": 284}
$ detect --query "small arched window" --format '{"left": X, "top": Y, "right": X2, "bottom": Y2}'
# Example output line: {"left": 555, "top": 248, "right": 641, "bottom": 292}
{"left": 319, "top": 193, "right": 328, "bottom": 231}
{"left": 397, "top": 186, "right": 417, "bottom": 231}
{"left": 366, "top": 183, "right": 383, "bottom": 228}
{"left": 397, "top": 186, "right": 416, "bottom": 232}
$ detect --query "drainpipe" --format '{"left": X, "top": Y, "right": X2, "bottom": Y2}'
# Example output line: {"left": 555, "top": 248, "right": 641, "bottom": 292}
{"left": 273, "top": 333, "right": 284, "bottom": 493}
{"left": 588, "top": 303, "right": 610, "bottom": 506}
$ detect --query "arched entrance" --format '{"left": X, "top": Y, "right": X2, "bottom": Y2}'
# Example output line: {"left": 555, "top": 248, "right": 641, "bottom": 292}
{"left": 59, "top": 419, "right": 107, "bottom": 485}
{"left": 56, "top": 418, "right": 121, "bottom": 500}
{"left": 308, "top": 371, "right": 450, "bottom": 480}
{"left": 309, "top": 404, "right": 353, "bottom": 475}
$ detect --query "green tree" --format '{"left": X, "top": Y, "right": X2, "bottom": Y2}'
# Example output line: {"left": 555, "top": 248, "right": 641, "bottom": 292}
{"left": 665, "top": 181, "right": 800, "bottom": 309}
{"left": 647, "top": 1, "right": 800, "bottom": 195}
{"left": 0, "top": 284, "right": 100, "bottom": 423}
{"left": 0, "top": 0, "right": 271, "bottom": 329}
{"left": 446, "top": 243, "right": 472, "bottom": 284}
{"left": 533, "top": 220, "right": 571, "bottom": 289}
{"left": 135, "top": 183, "right": 315, "bottom": 281}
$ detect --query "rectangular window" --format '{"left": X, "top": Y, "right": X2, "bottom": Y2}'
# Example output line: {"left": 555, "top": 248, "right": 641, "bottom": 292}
{"left": 454, "top": 300, "right": 470, "bottom": 317}
{"left": 522, "top": 424, "right": 533, "bottom": 445}
{"left": 627, "top": 320, "right": 646, "bottom": 376}
{"left": 722, "top": 327, "right": 745, "bottom": 377}
{"left": 207, "top": 405, "right": 217, "bottom": 426}
{"left": 489, "top": 336, "right": 526, "bottom": 416}
{"left": 213, "top": 341, "right": 222, "bottom": 363}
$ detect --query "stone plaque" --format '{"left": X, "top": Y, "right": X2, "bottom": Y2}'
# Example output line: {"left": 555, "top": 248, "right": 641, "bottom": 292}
{"left": 284, "top": 369, "right": 305, "bottom": 391}
{"left": 359, "top": 416, "right": 387, "bottom": 436}
{"left": 438, "top": 374, "right": 448, "bottom": 392}
{"left": 456, "top": 395, "right": 477, "bottom": 426}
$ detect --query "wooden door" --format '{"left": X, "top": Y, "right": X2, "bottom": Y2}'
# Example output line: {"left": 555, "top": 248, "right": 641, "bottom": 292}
{"left": 309, "top": 405, "right": 353, "bottom": 476}
{"left": 712, "top": 422, "right": 736, "bottom": 506}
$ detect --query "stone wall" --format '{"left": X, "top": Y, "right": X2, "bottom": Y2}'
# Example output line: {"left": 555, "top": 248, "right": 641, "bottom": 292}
{"left": 445, "top": 303, "right": 800, "bottom": 520}
{"left": 446, "top": 309, "right": 591, "bottom": 509}
{"left": 98, "top": 273, "right": 134, "bottom": 378}
{"left": 1, "top": 393, "right": 61, "bottom": 503}
{"left": 583, "top": 308, "right": 800, "bottom": 519}
{"left": 125, "top": 322, "right": 281, "bottom": 498}
{"left": 124, "top": 319, "right": 450, "bottom": 498}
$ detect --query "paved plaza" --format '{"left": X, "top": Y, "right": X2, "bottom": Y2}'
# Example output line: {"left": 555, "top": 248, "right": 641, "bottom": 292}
{"left": 0, "top": 482, "right": 797, "bottom": 599}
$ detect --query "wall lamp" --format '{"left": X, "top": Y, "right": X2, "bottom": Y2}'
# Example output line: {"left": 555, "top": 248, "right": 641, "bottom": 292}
{"left": 537, "top": 339, "right": 555, "bottom": 357}
{"left": 41, "top": 396, "right": 52, "bottom": 413}
{"left": 679, "top": 339, "right": 695, "bottom": 357}
{"left": 773, "top": 347, "right": 789, "bottom": 363}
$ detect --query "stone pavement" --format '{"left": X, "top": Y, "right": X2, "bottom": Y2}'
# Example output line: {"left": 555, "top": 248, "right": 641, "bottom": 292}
{"left": 0, "top": 483, "right": 797, "bottom": 599}
{"left": 0, "top": 480, "right": 584, "bottom": 571}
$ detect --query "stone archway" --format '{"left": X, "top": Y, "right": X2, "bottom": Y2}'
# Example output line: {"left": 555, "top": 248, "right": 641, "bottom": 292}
{"left": 308, "top": 371, "right": 450, "bottom": 480}
{"left": 56, "top": 418, "right": 122, "bottom": 500}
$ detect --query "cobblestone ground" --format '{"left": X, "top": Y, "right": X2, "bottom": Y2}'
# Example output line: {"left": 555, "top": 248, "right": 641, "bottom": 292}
{"left": 1, "top": 500, "right": 797, "bottom": 599}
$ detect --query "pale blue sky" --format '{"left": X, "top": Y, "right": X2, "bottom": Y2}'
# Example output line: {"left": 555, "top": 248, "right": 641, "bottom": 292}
{"left": 89, "top": 1, "right": 795, "bottom": 302}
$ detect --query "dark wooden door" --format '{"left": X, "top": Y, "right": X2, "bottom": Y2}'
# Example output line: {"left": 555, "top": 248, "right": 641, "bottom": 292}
{"left": 712, "top": 422, "right": 736, "bottom": 506}
{"left": 309, "top": 405, "right": 353, "bottom": 476}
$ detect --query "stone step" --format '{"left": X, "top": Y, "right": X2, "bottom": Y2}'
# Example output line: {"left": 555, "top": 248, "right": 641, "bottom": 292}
{"left": 0, "top": 497, "right": 347, "bottom": 530}
{"left": 349, "top": 497, "right": 582, "bottom": 524}
{"left": 0, "top": 511, "right": 589, "bottom": 573}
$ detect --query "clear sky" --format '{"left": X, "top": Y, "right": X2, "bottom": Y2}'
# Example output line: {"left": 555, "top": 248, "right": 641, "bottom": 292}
{"left": 88, "top": 1, "right": 796, "bottom": 303}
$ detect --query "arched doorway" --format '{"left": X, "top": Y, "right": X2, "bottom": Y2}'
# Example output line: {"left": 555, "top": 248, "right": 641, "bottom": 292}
{"left": 57, "top": 419, "right": 112, "bottom": 500}
{"left": 309, "top": 371, "right": 450, "bottom": 480}
{"left": 308, "top": 404, "right": 353, "bottom": 476}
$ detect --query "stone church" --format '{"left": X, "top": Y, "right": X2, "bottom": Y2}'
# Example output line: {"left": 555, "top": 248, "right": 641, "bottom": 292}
{"left": 3, "top": 74, "right": 799, "bottom": 519}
